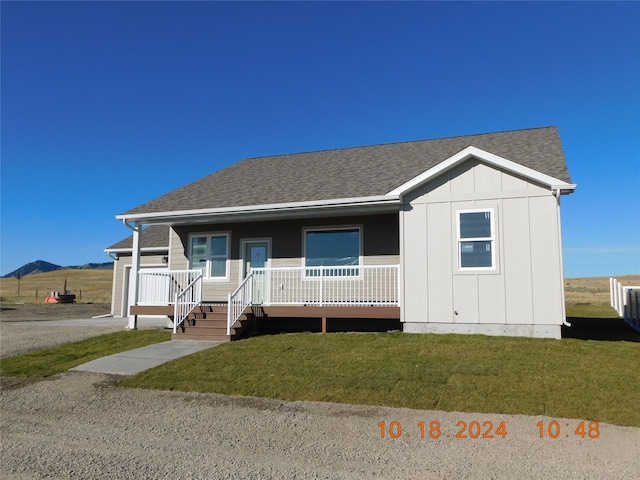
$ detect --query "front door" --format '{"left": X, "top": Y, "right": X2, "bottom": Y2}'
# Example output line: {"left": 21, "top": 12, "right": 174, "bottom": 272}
{"left": 242, "top": 240, "right": 270, "bottom": 304}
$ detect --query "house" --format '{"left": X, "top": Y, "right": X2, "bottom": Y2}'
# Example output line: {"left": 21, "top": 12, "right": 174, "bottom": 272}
{"left": 107, "top": 126, "right": 576, "bottom": 340}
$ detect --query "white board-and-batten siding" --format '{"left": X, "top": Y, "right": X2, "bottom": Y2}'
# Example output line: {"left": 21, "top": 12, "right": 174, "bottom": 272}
{"left": 400, "top": 159, "right": 565, "bottom": 339}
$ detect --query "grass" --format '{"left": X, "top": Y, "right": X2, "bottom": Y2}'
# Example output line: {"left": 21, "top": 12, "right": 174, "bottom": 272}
{"left": 0, "top": 269, "right": 113, "bottom": 304}
{"left": 120, "top": 316, "right": 640, "bottom": 427}
{"left": 565, "top": 304, "right": 619, "bottom": 319}
{"left": 0, "top": 330, "right": 171, "bottom": 378}
{"left": 564, "top": 275, "right": 640, "bottom": 306}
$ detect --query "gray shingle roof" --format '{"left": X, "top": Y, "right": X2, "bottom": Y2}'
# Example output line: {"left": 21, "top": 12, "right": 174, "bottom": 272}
{"left": 106, "top": 225, "right": 170, "bottom": 251}
{"left": 122, "top": 127, "right": 571, "bottom": 215}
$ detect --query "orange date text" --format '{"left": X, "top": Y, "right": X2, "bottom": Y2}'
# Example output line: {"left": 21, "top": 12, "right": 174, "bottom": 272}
{"left": 378, "top": 420, "right": 508, "bottom": 439}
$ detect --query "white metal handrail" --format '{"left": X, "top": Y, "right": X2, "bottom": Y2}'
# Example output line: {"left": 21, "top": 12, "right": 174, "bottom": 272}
{"left": 228, "top": 273, "right": 254, "bottom": 336}
{"left": 250, "top": 265, "right": 399, "bottom": 306}
{"left": 137, "top": 270, "right": 201, "bottom": 305}
{"left": 173, "top": 274, "right": 203, "bottom": 334}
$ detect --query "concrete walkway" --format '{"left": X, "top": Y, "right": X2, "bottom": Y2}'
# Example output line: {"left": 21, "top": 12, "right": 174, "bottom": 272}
{"left": 71, "top": 340, "right": 221, "bottom": 376}
{"left": 6, "top": 317, "right": 222, "bottom": 376}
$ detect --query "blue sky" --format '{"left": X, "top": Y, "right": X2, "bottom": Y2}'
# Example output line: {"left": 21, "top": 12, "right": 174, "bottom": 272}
{"left": 1, "top": 1, "right": 639, "bottom": 278}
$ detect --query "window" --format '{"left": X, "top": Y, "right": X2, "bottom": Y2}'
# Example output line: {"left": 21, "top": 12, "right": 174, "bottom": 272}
{"left": 304, "top": 227, "right": 361, "bottom": 276}
{"left": 189, "top": 233, "right": 229, "bottom": 279}
{"left": 457, "top": 209, "right": 495, "bottom": 270}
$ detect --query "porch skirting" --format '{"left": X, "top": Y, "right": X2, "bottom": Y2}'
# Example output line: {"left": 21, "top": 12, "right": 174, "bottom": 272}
{"left": 402, "top": 322, "right": 561, "bottom": 339}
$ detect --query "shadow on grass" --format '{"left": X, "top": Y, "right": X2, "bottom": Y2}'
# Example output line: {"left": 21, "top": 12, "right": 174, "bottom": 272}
{"left": 563, "top": 317, "right": 640, "bottom": 342}
{"left": 253, "top": 317, "right": 402, "bottom": 336}
{"left": 255, "top": 316, "right": 640, "bottom": 342}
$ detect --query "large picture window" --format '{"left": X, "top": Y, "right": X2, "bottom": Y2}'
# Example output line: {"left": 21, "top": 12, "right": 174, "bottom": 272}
{"left": 457, "top": 209, "right": 495, "bottom": 270}
{"left": 189, "top": 233, "right": 229, "bottom": 279}
{"left": 304, "top": 227, "right": 361, "bottom": 276}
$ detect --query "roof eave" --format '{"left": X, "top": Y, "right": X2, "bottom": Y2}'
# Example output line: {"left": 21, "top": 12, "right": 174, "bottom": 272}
{"left": 116, "top": 195, "right": 402, "bottom": 226}
{"left": 104, "top": 246, "right": 170, "bottom": 254}
{"left": 551, "top": 184, "right": 577, "bottom": 195}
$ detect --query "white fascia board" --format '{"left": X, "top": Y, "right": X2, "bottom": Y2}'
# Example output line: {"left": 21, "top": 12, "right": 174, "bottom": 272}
{"left": 386, "top": 146, "right": 576, "bottom": 197}
{"left": 104, "top": 247, "right": 169, "bottom": 254}
{"left": 116, "top": 195, "right": 401, "bottom": 224}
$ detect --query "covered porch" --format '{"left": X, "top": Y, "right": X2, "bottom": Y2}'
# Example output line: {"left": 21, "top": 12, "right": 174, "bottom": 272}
{"left": 129, "top": 264, "right": 401, "bottom": 340}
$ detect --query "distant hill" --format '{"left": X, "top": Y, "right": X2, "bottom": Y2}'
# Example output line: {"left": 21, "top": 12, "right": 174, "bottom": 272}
{"left": 2, "top": 260, "right": 113, "bottom": 278}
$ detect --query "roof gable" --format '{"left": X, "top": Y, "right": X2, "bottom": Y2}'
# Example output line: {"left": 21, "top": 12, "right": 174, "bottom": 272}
{"left": 388, "top": 146, "right": 576, "bottom": 197}
{"left": 121, "top": 127, "right": 572, "bottom": 219}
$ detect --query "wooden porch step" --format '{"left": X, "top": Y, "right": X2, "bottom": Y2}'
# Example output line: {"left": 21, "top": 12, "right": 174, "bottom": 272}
{"left": 172, "top": 328, "right": 246, "bottom": 342}
{"left": 173, "top": 314, "right": 251, "bottom": 342}
{"left": 188, "top": 312, "right": 227, "bottom": 322}
{"left": 186, "top": 318, "right": 227, "bottom": 328}
{"left": 173, "top": 333, "right": 232, "bottom": 342}
{"left": 197, "top": 303, "right": 228, "bottom": 314}
{"left": 180, "top": 326, "right": 235, "bottom": 335}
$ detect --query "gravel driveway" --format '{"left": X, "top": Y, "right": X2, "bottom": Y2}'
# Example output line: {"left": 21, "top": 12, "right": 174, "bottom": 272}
{"left": 1, "top": 307, "right": 639, "bottom": 479}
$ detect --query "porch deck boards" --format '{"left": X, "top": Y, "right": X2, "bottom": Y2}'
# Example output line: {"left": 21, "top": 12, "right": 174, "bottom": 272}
{"left": 130, "top": 305, "right": 175, "bottom": 317}
{"left": 130, "top": 304, "right": 400, "bottom": 321}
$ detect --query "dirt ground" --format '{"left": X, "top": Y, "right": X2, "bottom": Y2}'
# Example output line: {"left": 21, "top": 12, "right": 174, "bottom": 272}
{"left": 0, "top": 303, "right": 122, "bottom": 360}
{"left": 0, "top": 303, "right": 111, "bottom": 322}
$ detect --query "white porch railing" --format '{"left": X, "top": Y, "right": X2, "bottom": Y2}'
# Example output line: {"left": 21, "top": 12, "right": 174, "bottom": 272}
{"left": 227, "top": 265, "right": 400, "bottom": 336}
{"left": 173, "top": 274, "right": 203, "bottom": 334}
{"left": 136, "top": 270, "right": 202, "bottom": 333}
{"left": 137, "top": 270, "right": 201, "bottom": 305}
{"left": 228, "top": 273, "right": 254, "bottom": 336}
{"left": 250, "top": 265, "right": 400, "bottom": 306}
{"left": 610, "top": 277, "right": 640, "bottom": 333}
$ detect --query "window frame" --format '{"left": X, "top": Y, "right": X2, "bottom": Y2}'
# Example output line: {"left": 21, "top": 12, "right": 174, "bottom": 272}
{"left": 456, "top": 208, "right": 496, "bottom": 272}
{"left": 188, "top": 232, "right": 230, "bottom": 281}
{"left": 302, "top": 226, "right": 363, "bottom": 278}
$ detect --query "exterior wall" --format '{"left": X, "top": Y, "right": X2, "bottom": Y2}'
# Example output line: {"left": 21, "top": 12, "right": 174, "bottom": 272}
{"left": 400, "top": 159, "right": 565, "bottom": 338}
{"left": 171, "top": 214, "right": 400, "bottom": 302}
{"left": 111, "top": 253, "right": 167, "bottom": 317}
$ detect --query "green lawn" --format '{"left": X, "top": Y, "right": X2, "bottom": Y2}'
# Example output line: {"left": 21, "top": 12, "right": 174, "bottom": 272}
{"left": 121, "top": 330, "right": 640, "bottom": 427}
{"left": 3, "top": 304, "right": 638, "bottom": 428}
{"left": 0, "top": 330, "right": 171, "bottom": 377}
{"left": 565, "top": 304, "right": 620, "bottom": 318}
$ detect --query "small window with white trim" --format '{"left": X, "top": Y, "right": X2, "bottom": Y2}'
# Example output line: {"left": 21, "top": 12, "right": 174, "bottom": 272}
{"left": 457, "top": 209, "right": 495, "bottom": 270}
{"left": 189, "top": 233, "right": 229, "bottom": 279}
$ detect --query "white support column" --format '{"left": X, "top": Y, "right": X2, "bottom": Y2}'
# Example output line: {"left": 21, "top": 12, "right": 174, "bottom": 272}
{"left": 127, "top": 223, "right": 142, "bottom": 329}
